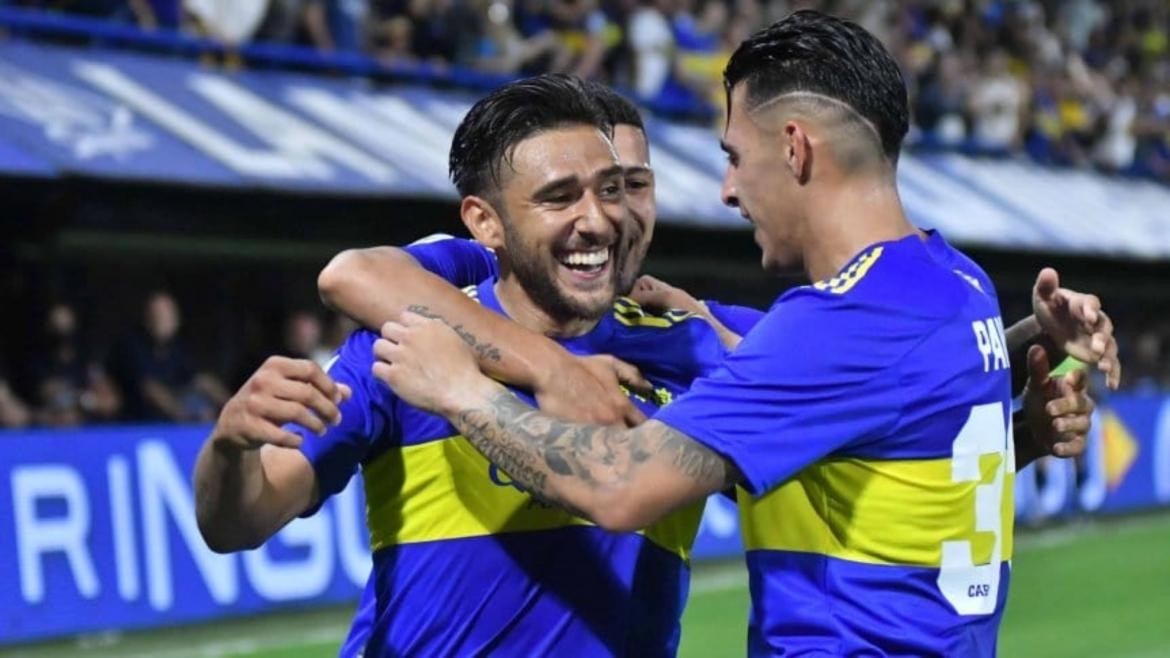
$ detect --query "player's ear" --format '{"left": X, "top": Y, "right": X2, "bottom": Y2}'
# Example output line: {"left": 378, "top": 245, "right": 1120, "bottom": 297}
{"left": 460, "top": 195, "right": 505, "bottom": 250}
{"left": 784, "top": 121, "right": 812, "bottom": 184}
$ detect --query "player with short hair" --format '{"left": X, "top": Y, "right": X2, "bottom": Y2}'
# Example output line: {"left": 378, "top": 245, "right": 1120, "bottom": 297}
{"left": 366, "top": 13, "right": 1111, "bottom": 656}
{"left": 195, "top": 74, "right": 729, "bottom": 657}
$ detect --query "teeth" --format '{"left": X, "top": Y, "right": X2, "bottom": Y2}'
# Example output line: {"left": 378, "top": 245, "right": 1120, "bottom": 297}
{"left": 561, "top": 250, "right": 609, "bottom": 267}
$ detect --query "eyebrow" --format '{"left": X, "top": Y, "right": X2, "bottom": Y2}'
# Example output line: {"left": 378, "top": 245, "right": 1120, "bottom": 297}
{"left": 597, "top": 164, "right": 624, "bottom": 180}
{"left": 623, "top": 164, "right": 653, "bottom": 176}
{"left": 531, "top": 175, "right": 580, "bottom": 199}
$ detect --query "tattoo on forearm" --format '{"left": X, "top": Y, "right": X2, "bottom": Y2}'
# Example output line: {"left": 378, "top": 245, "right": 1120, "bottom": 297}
{"left": 452, "top": 391, "right": 739, "bottom": 514}
{"left": 406, "top": 304, "right": 502, "bottom": 363}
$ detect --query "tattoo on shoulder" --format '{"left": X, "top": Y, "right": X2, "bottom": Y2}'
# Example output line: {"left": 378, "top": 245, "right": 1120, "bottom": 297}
{"left": 406, "top": 304, "right": 502, "bottom": 363}
{"left": 453, "top": 390, "right": 740, "bottom": 509}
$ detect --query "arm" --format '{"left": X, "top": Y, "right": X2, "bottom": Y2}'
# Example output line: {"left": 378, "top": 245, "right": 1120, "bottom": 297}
{"left": 373, "top": 313, "right": 739, "bottom": 531}
{"left": 142, "top": 378, "right": 188, "bottom": 422}
{"left": 320, "top": 241, "right": 646, "bottom": 426}
{"left": 193, "top": 357, "right": 347, "bottom": 552}
{"left": 319, "top": 244, "right": 550, "bottom": 387}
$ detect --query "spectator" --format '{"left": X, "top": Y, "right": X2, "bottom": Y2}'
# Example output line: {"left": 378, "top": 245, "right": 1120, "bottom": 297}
{"left": 28, "top": 303, "right": 120, "bottom": 426}
{"left": 627, "top": 0, "right": 673, "bottom": 98}
{"left": 472, "top": 0, "right": 570, "bottom": 75}
{"left": 372, "top": 14, "right": 417, "bottom": 64}
{"left": 185, "top": 0, "right": 271, "bottom": 46}
{"left": 281, "top": 310, "right": 333, "bottom": 367}
{"left": 129, "top": 0, "right": 184, "bottom": 30}
{"left": 546, "top": 0, "right": 619, "bottom": 79}
{"left": 672, "top": 0, "right": 729, "bottom": 103}
{"left": 0, "top": 367, "right": 31, "bottom": 429}
{"left": 968, "top": 49, "right": 1028, "bottom": 150}
{"left": 107, "top": 291, "right": 229, "bottom": 423}
{"left": 916, "top": 51, "right": 969, "bottom": 145}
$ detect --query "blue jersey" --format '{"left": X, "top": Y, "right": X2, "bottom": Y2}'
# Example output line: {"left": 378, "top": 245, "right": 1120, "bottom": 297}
{"left": 404, "top": 236, "right": 765, "bottom": 336}
{"left": 295, "top": 277, "right": 727, "bottom": 657}
{"left": 654, "top": 233, "right": 1015, "bottom": 657}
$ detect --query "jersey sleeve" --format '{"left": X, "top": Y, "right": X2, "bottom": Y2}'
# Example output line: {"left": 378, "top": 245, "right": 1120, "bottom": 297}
{"left": 293, "top": 330, "right": 394, "bottom": 515}
{"left": 652, "top": 290, "right": 903, "bottom": 496}
{"left": 702, "top": 301, "right": 765, "bottom": 336}
{"left": 403, "top": 235, "right": 498, "bottom": 287}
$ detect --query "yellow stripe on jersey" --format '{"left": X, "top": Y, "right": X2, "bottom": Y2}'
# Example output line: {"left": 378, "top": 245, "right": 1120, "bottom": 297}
{"left": 362, "top": 435, "right": 702, "bottom": 562}
{"left": 738, "top": 456, "right": 1014, "bottom": 566}
{"left": 612, "top": 297, "right": 698, "bottom": 329}
{"left": 813, "top": 246, "right": 884, "bottom": 295}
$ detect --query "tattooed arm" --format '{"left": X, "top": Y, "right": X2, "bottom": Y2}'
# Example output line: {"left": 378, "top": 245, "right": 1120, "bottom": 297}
{"left": 375, "top": 312, "right": 742, "bottom": 531}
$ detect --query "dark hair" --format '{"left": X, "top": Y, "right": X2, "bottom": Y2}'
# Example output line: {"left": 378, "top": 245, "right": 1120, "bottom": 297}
{"left": 449, "top": 74, "right": 611, "bottom": 198}
{"left": 583, "top": 80, "right": 644, "bottom": 131}
{"left": 723, "top": 10, "right": 909, "bottom": 162}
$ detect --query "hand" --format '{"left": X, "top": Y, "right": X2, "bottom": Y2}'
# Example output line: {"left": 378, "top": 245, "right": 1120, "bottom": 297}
{"left": 1022, "top": 345, "right": 1094, "bottom": 459}
{"left": 373, "top": 312, "right": 484, "bottom": 416}
{"left": 534, "top": 354, "right": 649, "bottom": 428}
{"left": 1032, "top": 268, "right": 1121, "bottom": 389}
{"left": 629, "top": 275, "right": 705, "bottom": 315}
{"left": 211, "top": 356, "right": 351, "bottom": 451}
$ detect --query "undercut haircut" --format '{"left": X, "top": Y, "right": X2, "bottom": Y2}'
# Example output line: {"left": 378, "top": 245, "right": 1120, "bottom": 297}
{"left": 723, "top": 10, "right": 910, "bottom": 164}
{"left": 449, "top": 74, "right": 611, "bottom": 198}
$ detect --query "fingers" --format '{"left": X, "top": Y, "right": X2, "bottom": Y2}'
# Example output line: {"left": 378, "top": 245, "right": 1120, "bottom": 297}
{"left": 270, "top": 377, "right": 341, "bottom": 427}
{"left": 1034, "top": 267, "right": 1059, "bottom": 302}
{"left": 244, "top": 391, "right": 325, "bottom": 438}
{"left": 1051, "top": 434, "right": 1085, "bottom": 458}
{"left": 1102, "top": 336, "right": 1121, "bottom": 390}
{"left": 371, "top": 360, "right": 393, "bottom": 385}
{"left": 1045, "top": 369, "right": 1093, "bottom": 418}
{"left": 623, "top": 404, "right": 648, "bottom": 427}
{"left": 381, "top": 320, "right": 406, "bottom": 343}
{"left": 336, "top": 383, "right": 353, "bottom": 402}
{"left": 271, "top": 356, "right": 338, "bottom": 399}
{"left": 250, "top": 420, "right": 304, "bottom": 449}
{"left": 1025, "top": 345, "right": 1050, "bottom": 393}
{"left": 1066, "top": 290, "right": 1101, "bottom": 327}
{"left": 373, "top": 336, "right": 397, "bottom": 364}
{"left": 610, "top": 357, "right": 653, "bottom": 395}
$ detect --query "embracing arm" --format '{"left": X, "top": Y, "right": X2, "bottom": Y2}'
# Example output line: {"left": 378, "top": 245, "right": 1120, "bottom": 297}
{"left": 444, "top": 380, "right": 739, "bottom": 531}
{"left": 320, "top": 243, "right": 647, "bottom": 426}
{"left": 193, "top": 357, "right": 341, "bottom": 552}
{"left": 319, "top": 245, "right": 527, "bottom": 373}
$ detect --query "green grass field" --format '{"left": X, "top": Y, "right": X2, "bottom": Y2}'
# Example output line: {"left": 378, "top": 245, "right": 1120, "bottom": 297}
{"left": 8, "top": 513, "right": 1169, "bottom": 657}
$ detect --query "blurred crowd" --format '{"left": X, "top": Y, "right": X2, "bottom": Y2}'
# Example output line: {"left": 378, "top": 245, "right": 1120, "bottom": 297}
{"left": 4, "top": 0, "right": 1169, "bottom": 179}
{"left": 0, "top": 287, "right": 1168, "bottom": 430}
{"left": 0, "top": 292, "right": 357, "bottom": 429}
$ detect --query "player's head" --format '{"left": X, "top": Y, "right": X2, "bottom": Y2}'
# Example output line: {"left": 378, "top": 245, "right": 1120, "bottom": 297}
{"left": 584, "top": 81, "right": 655, "bottom": 294}
{"left": 450, "top": 74, "right": 626, "bottom": 325}
{"left": 720, "top": 10, "right": 909, "bottom": 272}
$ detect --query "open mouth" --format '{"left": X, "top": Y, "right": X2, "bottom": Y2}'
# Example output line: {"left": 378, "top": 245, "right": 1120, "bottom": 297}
{"left": 557, "top": 247, "right": 612, "bottom": 280}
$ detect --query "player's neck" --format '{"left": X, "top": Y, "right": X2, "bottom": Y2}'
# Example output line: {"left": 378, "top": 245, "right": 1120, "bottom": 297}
{"left": 801, "top": 176, "right": 918, "bottom": 282}
{"left": 493, "top": 277, "right": 602, "bottom": 338}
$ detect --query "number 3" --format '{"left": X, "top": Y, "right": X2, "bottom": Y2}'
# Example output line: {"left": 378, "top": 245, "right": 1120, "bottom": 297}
{"left": 938, "top": 402, "right": 1013, "bottom": 615}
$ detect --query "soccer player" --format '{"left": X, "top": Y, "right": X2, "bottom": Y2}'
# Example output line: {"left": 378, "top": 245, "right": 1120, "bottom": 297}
{"left": 320, "top": 85, "right": 1117, "bottom": 461}
{"left": 194, "top": 75, "right": 730, "bottom": 657}
{"left": 367, "top": 13, "right": 1105, "bottom": 656}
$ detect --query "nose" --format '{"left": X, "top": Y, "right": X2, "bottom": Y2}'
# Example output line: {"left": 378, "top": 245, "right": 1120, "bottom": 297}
{"left": 576, "top": 190, "right": 621, "bottom": 243}
{"left": 720, "top": 167, "right": 739, "bottom": 209}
